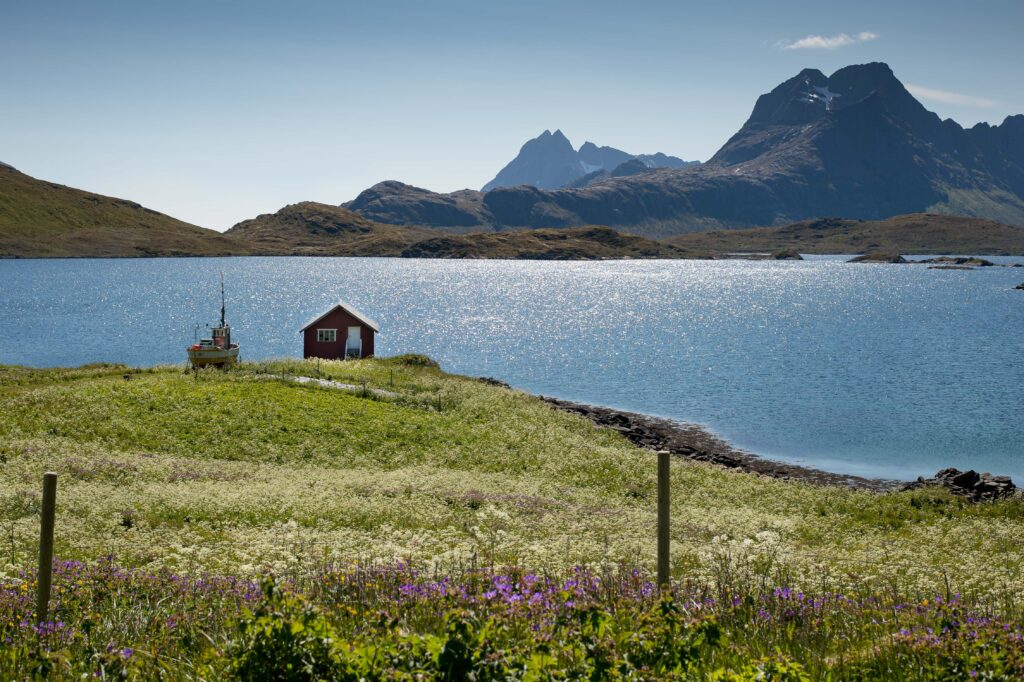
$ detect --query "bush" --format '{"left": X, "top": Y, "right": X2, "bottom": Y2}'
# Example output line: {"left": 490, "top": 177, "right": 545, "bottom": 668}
{"left": 383, "top": 353, "right": 441, "bottom": 369}
{"left": 228, "top": 580, "right": 341, "bottom": 681}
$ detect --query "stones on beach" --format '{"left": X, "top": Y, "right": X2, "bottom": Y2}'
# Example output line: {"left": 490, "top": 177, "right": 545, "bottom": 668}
{"left": 906, "top": 467, "right": 1017, "bottom": 501}
{"left": 539, "top": 396, "right": 896, "bottom": 492}
{"left": 477, "top": 376, "right": 512, "bottom": 389}
{"left": 542, "top": 395, "right": 1018, "bottom": 502}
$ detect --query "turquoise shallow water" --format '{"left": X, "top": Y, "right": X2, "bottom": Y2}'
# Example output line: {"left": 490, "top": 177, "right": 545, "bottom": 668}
{"left": 1, "top": 255, "right": 1022, "bottom": 481}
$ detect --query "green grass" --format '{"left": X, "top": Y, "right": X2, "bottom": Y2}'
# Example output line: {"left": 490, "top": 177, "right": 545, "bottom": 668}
{"left": 0, "top": 165, "right": 245, "bottom": 257}
{"left": 1, "top": 358, "right": 1023, "bottom": 603}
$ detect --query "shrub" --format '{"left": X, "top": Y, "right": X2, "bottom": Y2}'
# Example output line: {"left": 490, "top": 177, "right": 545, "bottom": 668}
{"left": 227, "top": 580, "right": 341, "bottom": 681}
{"left": 383, "top": 354, "right": 441, "bottom": 368}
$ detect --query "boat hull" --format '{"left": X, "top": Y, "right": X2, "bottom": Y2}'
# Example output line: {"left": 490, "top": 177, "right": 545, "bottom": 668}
{"left": 187, "top": 346, "right": 240, "bottom": 368}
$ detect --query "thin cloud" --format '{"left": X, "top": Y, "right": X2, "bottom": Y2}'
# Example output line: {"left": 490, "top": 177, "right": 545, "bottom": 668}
{"left": 906, "top": 84, "right": 997, "bottom": 108}
{"left": 781, "top": 31, "right": 879, "bottom": 50}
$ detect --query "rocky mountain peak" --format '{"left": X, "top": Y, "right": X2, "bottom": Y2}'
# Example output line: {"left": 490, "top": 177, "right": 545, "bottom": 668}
{"left": 483, "top": 131, "right": 693, "bottom": 191}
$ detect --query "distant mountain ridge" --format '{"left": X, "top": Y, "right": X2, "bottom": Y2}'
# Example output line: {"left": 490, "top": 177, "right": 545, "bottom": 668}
{"left": 481, "top": 130, "right": 695, "bottom": 191}
{"left": 348, "top": 62, "right": 1024, "bottom": 235}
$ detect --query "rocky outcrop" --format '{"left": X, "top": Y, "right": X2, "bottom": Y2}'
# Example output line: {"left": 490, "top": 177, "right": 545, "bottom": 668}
{"left": 848, "top": 252, "right": 908, "bottom": 263}
{"left": 919, "top": 256, "right": 995, "bottom": 267}
{"left": 905, "top": 468, "right": 1017, "bottom": 501}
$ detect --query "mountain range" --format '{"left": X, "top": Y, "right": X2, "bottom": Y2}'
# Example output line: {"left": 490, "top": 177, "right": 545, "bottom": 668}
{"left": 346, "top": 62, "right": 1024, "bottom": 236}
{"left": 3, "top": 158, "right": 1022, "bottom": 258}
{"left": 5, "top": 61, "right": 1024, "bottom": 259}
{"left": 481, "top": 130, "right": 695, "bottom": 191}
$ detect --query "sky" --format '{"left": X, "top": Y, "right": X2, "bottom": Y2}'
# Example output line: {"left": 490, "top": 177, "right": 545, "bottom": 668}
{"left": 2, "top": 0, "right": 1022, "bottom": 230}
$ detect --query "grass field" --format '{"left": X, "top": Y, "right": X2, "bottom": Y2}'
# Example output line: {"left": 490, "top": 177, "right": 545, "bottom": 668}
{"left": 1, "top": 358, "right": 1023, "bottom": 678}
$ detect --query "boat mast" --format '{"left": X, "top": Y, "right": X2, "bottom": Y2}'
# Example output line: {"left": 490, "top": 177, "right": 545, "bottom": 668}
{"left": 220, "top": 273, "right": 226, "bottom": 328}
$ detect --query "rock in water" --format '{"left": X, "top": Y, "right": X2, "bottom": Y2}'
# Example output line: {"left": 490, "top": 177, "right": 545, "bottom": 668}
{"left": 848, "top": 252, "right": 907, "bottom": 263}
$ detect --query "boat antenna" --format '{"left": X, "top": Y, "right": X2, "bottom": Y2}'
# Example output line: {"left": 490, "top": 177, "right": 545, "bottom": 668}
{"left": 220, "top": 272, "right": 226, "bottom": 328}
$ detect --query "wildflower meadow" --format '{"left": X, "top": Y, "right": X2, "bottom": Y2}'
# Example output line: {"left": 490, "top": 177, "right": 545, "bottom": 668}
{"left": 1, "top": 357, "right": 1022, "bottom": 678}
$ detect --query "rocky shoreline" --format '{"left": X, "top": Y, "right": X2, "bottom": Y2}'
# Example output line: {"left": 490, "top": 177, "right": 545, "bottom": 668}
{"left": 529, "top": 393, "right": 1018, "bottom": 500}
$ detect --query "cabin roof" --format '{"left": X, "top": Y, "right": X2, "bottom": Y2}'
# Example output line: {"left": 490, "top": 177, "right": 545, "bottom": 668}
{"left": 299, "top": 300, "right": 380, "bottom": 333}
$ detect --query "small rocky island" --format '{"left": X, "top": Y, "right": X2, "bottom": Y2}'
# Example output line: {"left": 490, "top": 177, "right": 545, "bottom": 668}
{"left": 848, "top": 252, "right": 908, "bottom": 263}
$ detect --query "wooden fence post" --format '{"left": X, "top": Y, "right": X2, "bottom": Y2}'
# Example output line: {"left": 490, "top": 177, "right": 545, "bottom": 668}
{"left": 657, "top": 451, "right": 670, "bottom": 588}
{"left": 37, "top": 472, "right": 57, "bottom": 624}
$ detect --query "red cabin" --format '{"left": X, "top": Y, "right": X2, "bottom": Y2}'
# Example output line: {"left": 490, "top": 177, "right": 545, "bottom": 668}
{"left": 300, "top": 301, "right": 379, "bottom": 360}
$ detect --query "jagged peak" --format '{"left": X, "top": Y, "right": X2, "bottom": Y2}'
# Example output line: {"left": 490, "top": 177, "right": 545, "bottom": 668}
{"left": 522, "top": 129, "right": 574, "bottom": 151}
{"left": 828, "top": 61, "right": 895, "bottom": 82}
{"left": 1001, "top": 114, "right": 1024, "bottom": 129}
{"left": 795, "top": 67, "right": 828, "bottom": 83}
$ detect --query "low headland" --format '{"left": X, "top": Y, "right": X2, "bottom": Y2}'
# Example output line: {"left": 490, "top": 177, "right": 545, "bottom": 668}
{"left": 2, "top": 357, "right": 1023, "bottom": 678}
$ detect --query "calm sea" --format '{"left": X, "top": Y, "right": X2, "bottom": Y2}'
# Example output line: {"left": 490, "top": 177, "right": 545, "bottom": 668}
{"left": 2, "top": 256, "right": 1022, "bottom": 481}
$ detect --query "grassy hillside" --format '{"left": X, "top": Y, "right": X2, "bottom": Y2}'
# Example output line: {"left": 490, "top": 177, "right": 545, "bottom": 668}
{"left": 225, "top": 201, "right": 433, "bottom": 256}
{"left": 668, "top": 213, "right": 1024, "bottom": 257}
{"left": 1, "top": 359, "right": 1020, "bottom": 591}
{"left": 0, "top": 163, "right": 249, "bottom": 257}
{"left": 227, "top": 203, "right": 686, "bottom": 258}
{"left": 1, "top": 358, "right": 1023, "bottom": 678}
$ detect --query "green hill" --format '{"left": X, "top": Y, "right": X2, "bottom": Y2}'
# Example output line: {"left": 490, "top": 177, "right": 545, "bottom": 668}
{"left": 226, "top": 202, "right": 686, "bottom": 259}
{"left": 224, "top": 201, "right": 432, "bottom": 256}
{"left": 0, "top": 162, "right": 247, "bottom": 257}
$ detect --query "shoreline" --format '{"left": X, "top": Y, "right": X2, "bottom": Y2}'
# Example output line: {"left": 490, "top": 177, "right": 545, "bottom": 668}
{"left": 533, "top": 394, "right": 1018, "bottom": 499}
{"left": 537, "top": 395, "right": 902, "bottom": 492}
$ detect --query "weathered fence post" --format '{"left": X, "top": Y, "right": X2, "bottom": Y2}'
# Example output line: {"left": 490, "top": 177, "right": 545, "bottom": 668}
{"left": 657, "top": 451, "right": 670, "bottom": 588}
{"left": 37, "top": 472, "right": 57, "bottom": 624}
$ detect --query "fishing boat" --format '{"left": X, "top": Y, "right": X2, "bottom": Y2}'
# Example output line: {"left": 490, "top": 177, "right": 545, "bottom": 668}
{"left": 187, "top": 277, "right": 240, "bottom": 368}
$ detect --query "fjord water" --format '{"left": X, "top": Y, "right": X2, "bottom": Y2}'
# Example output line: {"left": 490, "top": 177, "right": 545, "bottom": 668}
{"left": 2, "top": 256, "right": 1022, "bottom": 481}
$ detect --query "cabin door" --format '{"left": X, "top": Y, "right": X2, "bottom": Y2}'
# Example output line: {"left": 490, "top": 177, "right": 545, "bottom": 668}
{"left": 346, "top": 326, "right": 362, "bottom": 357}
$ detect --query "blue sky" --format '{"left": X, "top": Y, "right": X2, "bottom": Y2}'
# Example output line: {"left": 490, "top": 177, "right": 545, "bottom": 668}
{"left": 2, "top": 0, "right": 1022, "bottom": 230}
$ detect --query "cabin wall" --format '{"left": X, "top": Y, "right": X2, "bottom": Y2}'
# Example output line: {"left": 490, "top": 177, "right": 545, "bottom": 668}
{"left": 302, "top": 308, "right": 375, "bottom": 360}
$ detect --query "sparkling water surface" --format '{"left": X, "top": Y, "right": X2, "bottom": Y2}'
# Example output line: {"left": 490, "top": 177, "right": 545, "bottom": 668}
{"left": 1, "top": 256, "right": 1022, "bottom": 481}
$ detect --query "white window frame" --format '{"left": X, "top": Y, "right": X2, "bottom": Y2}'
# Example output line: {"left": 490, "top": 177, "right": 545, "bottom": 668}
{"left": 317, "top": 328, "right": 337, "bottom": 343}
